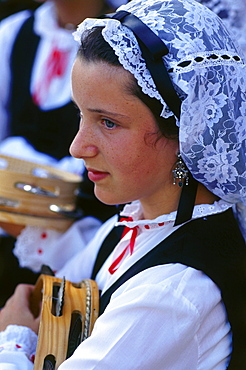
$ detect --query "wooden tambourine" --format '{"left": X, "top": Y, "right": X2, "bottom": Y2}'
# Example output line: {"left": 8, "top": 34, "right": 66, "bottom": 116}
{"left": 0, "top": 155, "right": 83, "bottom": 231}
{"left": 31, "top": 274, "right": 99, "bottom": 369}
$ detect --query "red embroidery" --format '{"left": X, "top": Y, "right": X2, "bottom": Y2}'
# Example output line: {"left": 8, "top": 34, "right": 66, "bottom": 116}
{"left": 33, "top": 46, "right": 69, "bottom": 105}
{"left": 30, "top": 355, "right": 35, "bottom": 363}
{"left": 41, "top": 232, "right": 47, "bottom": 239}
{"left": 108, "top": 217, "right": 165, "bottom": 274}
{"left": 15, "top": 344, "right": 22, "bottom": 348}
{"left": 38, "top": 249, "right": 43, "bottom": 254}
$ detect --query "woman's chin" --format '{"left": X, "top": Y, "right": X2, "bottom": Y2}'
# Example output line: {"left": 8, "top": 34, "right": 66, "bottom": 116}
{"left": 94, "top": 189, "right": 117, "bottom": 206}
{"left": 94, "top": 188, "right": 127, "bottom": 206}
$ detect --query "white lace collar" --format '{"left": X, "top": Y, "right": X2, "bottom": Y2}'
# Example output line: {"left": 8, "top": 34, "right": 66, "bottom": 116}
{"left": 116, "top": 199, "right": 232, "bottom": 229}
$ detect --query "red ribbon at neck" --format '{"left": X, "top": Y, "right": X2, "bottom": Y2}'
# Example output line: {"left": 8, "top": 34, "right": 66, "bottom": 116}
{"left": 108, "top": 217, "right": 138, "bottom": 275}
{"left": 33, "top": 46, "right": 69, "bottom": 105}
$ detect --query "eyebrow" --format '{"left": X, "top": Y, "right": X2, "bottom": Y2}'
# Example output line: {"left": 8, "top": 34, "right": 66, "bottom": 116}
{"left": 71, "top": 97, "right": 130, "bottom": 120}
{"left": 87, "top": 108, "right": 129, "bottom": 119}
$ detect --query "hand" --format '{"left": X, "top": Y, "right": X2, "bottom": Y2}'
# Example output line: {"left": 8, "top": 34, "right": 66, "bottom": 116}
{"left": 0, "top": 284, "right": 41, "bottom": 334}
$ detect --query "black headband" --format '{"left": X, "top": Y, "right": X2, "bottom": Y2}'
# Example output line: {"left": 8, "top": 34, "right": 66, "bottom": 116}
{"left": 102, "top": 10, "right": 181, "bottom": 119}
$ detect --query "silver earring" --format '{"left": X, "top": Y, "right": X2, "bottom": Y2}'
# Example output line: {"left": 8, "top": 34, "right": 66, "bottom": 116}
{"left": 172, "top": 153, "right": 189, "bottom": 187}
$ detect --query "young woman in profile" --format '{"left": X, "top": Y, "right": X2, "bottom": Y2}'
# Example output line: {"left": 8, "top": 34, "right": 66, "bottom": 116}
{"left": 0, "top": 0, "right": 245, "bottom": 369}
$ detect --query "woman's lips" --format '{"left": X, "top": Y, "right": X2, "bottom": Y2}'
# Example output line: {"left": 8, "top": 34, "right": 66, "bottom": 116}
{"left": 87, "top": 168, "right": 109, "bottom": 182}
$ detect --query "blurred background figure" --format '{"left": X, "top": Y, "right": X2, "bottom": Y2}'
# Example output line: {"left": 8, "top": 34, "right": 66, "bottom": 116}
{"left": 0, "top": 0, "right": 129, "bottom": 306}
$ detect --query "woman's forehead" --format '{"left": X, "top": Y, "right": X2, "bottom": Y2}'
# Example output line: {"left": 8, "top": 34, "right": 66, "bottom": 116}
{"left": 72, "top": 58, "right": 134, "bottom": 99}
{"left": 71, "top": 59, "right": 140, "bottom": 115}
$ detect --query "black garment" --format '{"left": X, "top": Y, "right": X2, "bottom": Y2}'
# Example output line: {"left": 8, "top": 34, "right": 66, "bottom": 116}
{"left": 92, "top": 209, "right": 246, "bottom": 369}
{"left": 9, "top": 14, "right": 79, "bottom": 160}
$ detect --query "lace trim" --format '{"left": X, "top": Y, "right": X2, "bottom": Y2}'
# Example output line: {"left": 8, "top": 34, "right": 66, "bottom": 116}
{"left": 0, "top": 325, "right": 37, "bottom": 357}
{"left": 117, "top": 200, "right": 232, "bottom": 228}
{"left": 168, "top": 51, "right": 243, "bottom": 73}
{"left": 13, "top": 226, "right": 62, "bottom": 273}
{"left": 102, "top": 23, "right": 174, "bottom": 119}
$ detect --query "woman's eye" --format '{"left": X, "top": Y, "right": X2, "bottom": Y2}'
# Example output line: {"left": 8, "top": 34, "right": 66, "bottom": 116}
{"left": 102, "top": 119, "right": 116, "bottom": 129}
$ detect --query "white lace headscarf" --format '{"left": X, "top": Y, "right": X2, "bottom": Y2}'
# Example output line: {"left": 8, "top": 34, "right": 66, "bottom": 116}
{"left": 74, "top": 0, "right": 246, "bottom": 239}
{"left": 197, "top": 0, "right": 246, "bottom": 57}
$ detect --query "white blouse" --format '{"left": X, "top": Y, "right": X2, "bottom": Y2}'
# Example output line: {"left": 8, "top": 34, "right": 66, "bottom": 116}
{"left": 0, "top": 200, "right": 232, "bottom": 369}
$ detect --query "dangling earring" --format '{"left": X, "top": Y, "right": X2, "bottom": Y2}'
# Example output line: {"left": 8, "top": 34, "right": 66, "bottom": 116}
{"left": 172, "top": 153, "right": 189, "bottom": 187}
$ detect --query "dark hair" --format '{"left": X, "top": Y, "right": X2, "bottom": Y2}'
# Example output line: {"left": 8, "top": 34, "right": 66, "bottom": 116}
{"left": 78, "top": 27, "right": 179, "bottom": 140}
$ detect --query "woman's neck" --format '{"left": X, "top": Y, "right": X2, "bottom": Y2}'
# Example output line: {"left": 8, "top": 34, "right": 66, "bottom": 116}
{"left": 53, "top": 0, "right": 110, "bottom": 29}
{"left": 140, "top": 182, "right": 219, "bottom": 220}
{"left": 140, "top": 182, "right": 182, "bottom": 220}
{"left": 195, "top": 182, "right": 219, "bottom": 205}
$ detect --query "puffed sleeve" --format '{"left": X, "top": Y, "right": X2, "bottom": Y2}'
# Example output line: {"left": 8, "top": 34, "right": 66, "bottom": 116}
{"left": 0, "top": 325, "right": 37, "bottom": 369}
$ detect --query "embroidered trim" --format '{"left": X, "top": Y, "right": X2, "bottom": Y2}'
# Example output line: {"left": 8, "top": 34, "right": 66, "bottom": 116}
{"left": 168, "top": 51, "right": 243, "bottom": 73}
{"left": 0, "top": 325, "right": 38, "bottom": 357}
{"left": 117, "top": 200, "right": 232, "bottom": 228}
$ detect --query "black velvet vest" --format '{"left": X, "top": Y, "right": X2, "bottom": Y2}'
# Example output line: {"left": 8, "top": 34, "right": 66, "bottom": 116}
{"left": 8, "top": 14, "right": 79, "bottom": 160}
{"left": 92, "top": 209, "right": 246, "bottom": 369}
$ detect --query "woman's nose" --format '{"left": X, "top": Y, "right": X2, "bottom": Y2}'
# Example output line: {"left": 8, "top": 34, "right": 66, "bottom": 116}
{"left": 69, "top": 123, "right": 99, "bottom": 159}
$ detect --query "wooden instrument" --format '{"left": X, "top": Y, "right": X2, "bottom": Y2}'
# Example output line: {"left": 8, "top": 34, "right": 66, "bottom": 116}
{"left": 31, "top": 274, "right": 99, "bottom": 369}
{"left": 0, "top": 155, "right": 82, "bottom": 231}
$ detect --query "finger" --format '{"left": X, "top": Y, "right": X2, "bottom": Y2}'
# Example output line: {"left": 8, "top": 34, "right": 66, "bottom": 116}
{"left": 14, "top": 284, "right": 36, "bottom": 305}
{"left": 4, "top": 284, "right": 35, "bottom": 313}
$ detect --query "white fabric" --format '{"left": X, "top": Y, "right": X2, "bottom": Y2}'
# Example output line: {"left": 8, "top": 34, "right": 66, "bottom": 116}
{"left": 14, "top": 216, "right": 101, "bottom": 273}
{"left": 0, "top": 136, "right": 85, "bottom": 173}
{"left": 57, "top": 199, "right": 231, "bottom": 290}
{"left": 0, "top": 325, "right": 37, "bottom": 368}
{"left": 59, "top": 266, "right": 230, "bottom": 370}
{"left": 74, "top": 0, "right": 246, "bottom": 240}
{"left": 96, "top": 200, "right": 231, "bottom": 292}
{"left": 0, "top": 200, "right": 232, "bottom": 369}
{"left": 56, "top": 199, "right": 231, "bottom": 284}
{"left": 30, "top": 2, "right": 78, "bottom": 109}
{"left": 0, "top": 137, "right": 59, "bottom": 167}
